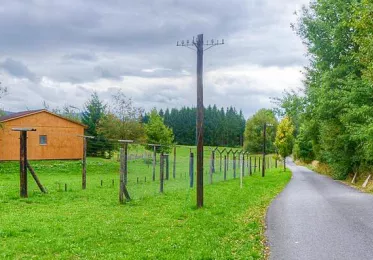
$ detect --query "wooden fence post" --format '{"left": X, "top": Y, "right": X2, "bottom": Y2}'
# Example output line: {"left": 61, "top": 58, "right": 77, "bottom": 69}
{"left": 210, "top": 152, "right": 213, "bottom": 184}
{"left": 242, "top": 153, "right": 245, "bottom": 177}
{"left": 152, "top": 146, "right": 156, "bottom": 181}
{"left": 173, "top": 147, "right": 176, "bottom": 179}
{"left": 20, "top": 131, "right": 27, "bottom": 198}
{"left": 189, "top": 152, "right": 194, "bottom": 188}
{"left": 119, "top": 140, "right": 132, "bottom": 204}
{"left": 233, "top": 155, "right": 236, "bottom": 179}
{"left": 224, "top": 155, "right": 227, "bottom": 181}
{"left": 249, "top": 157, "right": 252, "bottom": 176}
{"left": 165, "top": 154, "right": 169, "bottom": 180}
{"left": 254, "top": 157, "right": 257, "bottom": 173}
{"left": 160, "top": 152, "right": 164, "bottom": 193}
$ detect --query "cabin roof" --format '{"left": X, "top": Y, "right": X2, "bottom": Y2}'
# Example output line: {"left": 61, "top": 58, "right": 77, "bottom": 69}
{"left": 0, "top": 109, "right": 86, "bottom": 128}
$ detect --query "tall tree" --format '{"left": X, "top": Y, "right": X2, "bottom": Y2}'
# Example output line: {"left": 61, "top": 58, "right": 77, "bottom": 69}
{"left": 145, "top": 109, "right": 174, "bottom": 153}
{"left": 243, "top": 109, "right": 277, "bottom": 153}
{"left": 275, "top": 116, "right": 295, "bottom": 171}
{"left": 292, "top": 0, "right": 370, "bottom": 179}
{"left": 82, "top": 92, "right": 114, "bottom": 158}
{"left": 98, "top": 90, "right": 145, "bottom": 142}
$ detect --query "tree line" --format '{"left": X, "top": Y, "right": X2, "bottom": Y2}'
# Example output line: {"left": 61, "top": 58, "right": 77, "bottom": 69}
{"left": 274, "top": 0, "right": 373, "bottom": 179}
{"left": 145, "top": 106, "right": 246, "bottom": 147}
{"left": 40, "top": 91, "right": 247, "bottom": 157}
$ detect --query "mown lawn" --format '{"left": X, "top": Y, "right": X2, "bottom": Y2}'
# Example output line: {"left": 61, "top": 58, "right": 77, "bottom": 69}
{"left": 0, "top": 146, "right": 290, "bottom": 259}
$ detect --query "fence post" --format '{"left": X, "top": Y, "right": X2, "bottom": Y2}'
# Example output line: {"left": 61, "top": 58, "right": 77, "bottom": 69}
{"left": 233, "top": 155, "right": 236, "bottom": 179}
{"left": 240, "top": 154, "right": 243, "bottom": 188}
{"left": 173, "top": 147, "right": 176, "bottom": 179}
{"left": 254, "top": 157, "right": 257, "bottom": 173}
{"left": 160, "top": 152, "right": 164, "bottom": 193}
{"left": 119, "top": 140, "right": 132, "bottom": 204}
{"left": 165, "top": 154, "right": 169, "bottom": 180}
{"left": 242, "top": 154, "right": 245, "bottom": 177}
{"left": 189, "top": 152, "right": 194, "bottom": 188}
{"left": 210, "top": 152, "right": 213, "bottom": 184}
{"left": 152, "top": 146, "right": 156, "bottom": 181}
{"left": 212, "top": 150, "right": 215, "bottom": 173}
{"left": 249, "top": 157, "right": 252, "bottom": 176}
{"left": 224, "top": 155, "right": 227, "bottom": 181}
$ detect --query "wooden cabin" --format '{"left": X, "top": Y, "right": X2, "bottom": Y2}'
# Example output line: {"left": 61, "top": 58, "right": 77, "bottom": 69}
{"left": 0, "top": 109, "right": 86, "bottom": 161}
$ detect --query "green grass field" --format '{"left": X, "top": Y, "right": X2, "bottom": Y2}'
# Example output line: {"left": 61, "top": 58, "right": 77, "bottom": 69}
{"left": 0, "top": 146, "right": 290, "bottom": 259}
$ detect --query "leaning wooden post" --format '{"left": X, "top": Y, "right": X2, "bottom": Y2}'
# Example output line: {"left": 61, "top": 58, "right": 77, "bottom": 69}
{"left": 160, "top": 152, "right": 165, "bottom": 193}
{"left": 173, "top": 146, "right": 176, "bottom": 179}
{"left": 258, "top": 157, "right": 261, "bottom": 174}
{"left": 119, "top": 140, "right": 133, "bottom": 204}
{"left": 12, "top": 128, "right": 36, "bottom": 198}
{"left": 27, "top": 162, "right": 46, "bottom": 193}
{"left": 189, "top": 152, "right": 194, "bottom": 188}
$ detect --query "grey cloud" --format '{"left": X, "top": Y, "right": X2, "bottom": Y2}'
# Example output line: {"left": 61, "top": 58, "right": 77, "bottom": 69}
{"left": 0, "top": 58, "right": 37, "bottom": 82}
{"left": 0, "top": 0, "right": 309, "bottom": 117}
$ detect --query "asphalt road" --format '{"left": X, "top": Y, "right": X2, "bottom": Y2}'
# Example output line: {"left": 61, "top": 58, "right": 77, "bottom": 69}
{"left": 266, "top": 159, "right": 373, "bottom": 260}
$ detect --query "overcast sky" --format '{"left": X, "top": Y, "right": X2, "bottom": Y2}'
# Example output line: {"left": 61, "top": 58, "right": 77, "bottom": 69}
{"left": 0, "top": 0, "right": 309, "bottom": 118}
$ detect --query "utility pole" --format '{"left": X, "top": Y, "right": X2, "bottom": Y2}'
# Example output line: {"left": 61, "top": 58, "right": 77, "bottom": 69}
{"left": 177, "top": 34, "right": 224, "bottom": 208}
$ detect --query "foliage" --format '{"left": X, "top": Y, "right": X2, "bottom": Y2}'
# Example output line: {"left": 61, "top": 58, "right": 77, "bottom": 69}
{"left": 144, "top": 109, "right": 174, "bottom": 153}
{"left": 243, "top": 109, "right": 277, "bottom": 154}
{"left": 275, "top": 117, "right": 295, "bottom": 161}
{"left": 293, "top": 123, "right": 315, "bottom": 162}
{"left": 272, "top": 89, "right": 305, "bottom": 136}
{"left": 82, "top": 92, "right": 114, "bottom": 158}
{"left": 156, "top": 105, "right": 246, "bottom": 147}
{"left": 98, "top": 90, "right": 145, "bottom": 142}
{"left": 0, "top": 146, "right": 291, "bottom": 259}
{"left": 288, "top": 0, "right": 373, "bottom": 179}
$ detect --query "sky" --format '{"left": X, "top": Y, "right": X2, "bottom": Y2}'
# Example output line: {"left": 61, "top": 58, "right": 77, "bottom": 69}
{"left": 0, "top": 0, "right": 309, "bottom": 118}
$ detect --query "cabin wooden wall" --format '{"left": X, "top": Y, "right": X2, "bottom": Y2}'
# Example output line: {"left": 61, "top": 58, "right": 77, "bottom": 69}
{"left": 0, "top": 112, "right": 84, "bottom": 161}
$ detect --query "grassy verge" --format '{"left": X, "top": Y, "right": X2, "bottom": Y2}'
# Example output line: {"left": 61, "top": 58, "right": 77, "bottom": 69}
{"left": 0, "top": 149, "right": 290, "bottom": 259}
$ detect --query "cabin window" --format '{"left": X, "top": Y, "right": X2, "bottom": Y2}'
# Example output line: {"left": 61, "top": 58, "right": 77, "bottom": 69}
{"left": 39, "top": 135, "right": 47, "bottom": 145}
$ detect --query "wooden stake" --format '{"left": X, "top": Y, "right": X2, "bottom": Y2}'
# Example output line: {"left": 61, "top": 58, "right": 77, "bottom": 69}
{"left": 224, "top": 155, "right": 227, "bottom": 181}
{"left": 189, "top": 152, "right": 194, "bottom": 188}
{"left": 20, "top": 131, "right": 27, "bottom": 198}
{"left": 160, "top": 152, "right": 164, "bottom": 193}
{"left": 173, "top": 147, "right": 176, "bottom": 179}
{"left": 82, "top": 137, "right": 87, "bottom": 189}
{"left": 165, "top": 154, "right": 169, "bottom": 180}
{"left": 209, "top": 152, "right": 213, "bottom": 184}
{"left": 233, "top": 155, "right": 236, "bottom": 179}
{"left": 26, "top": 161, "right": 46, "bottom": 193}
